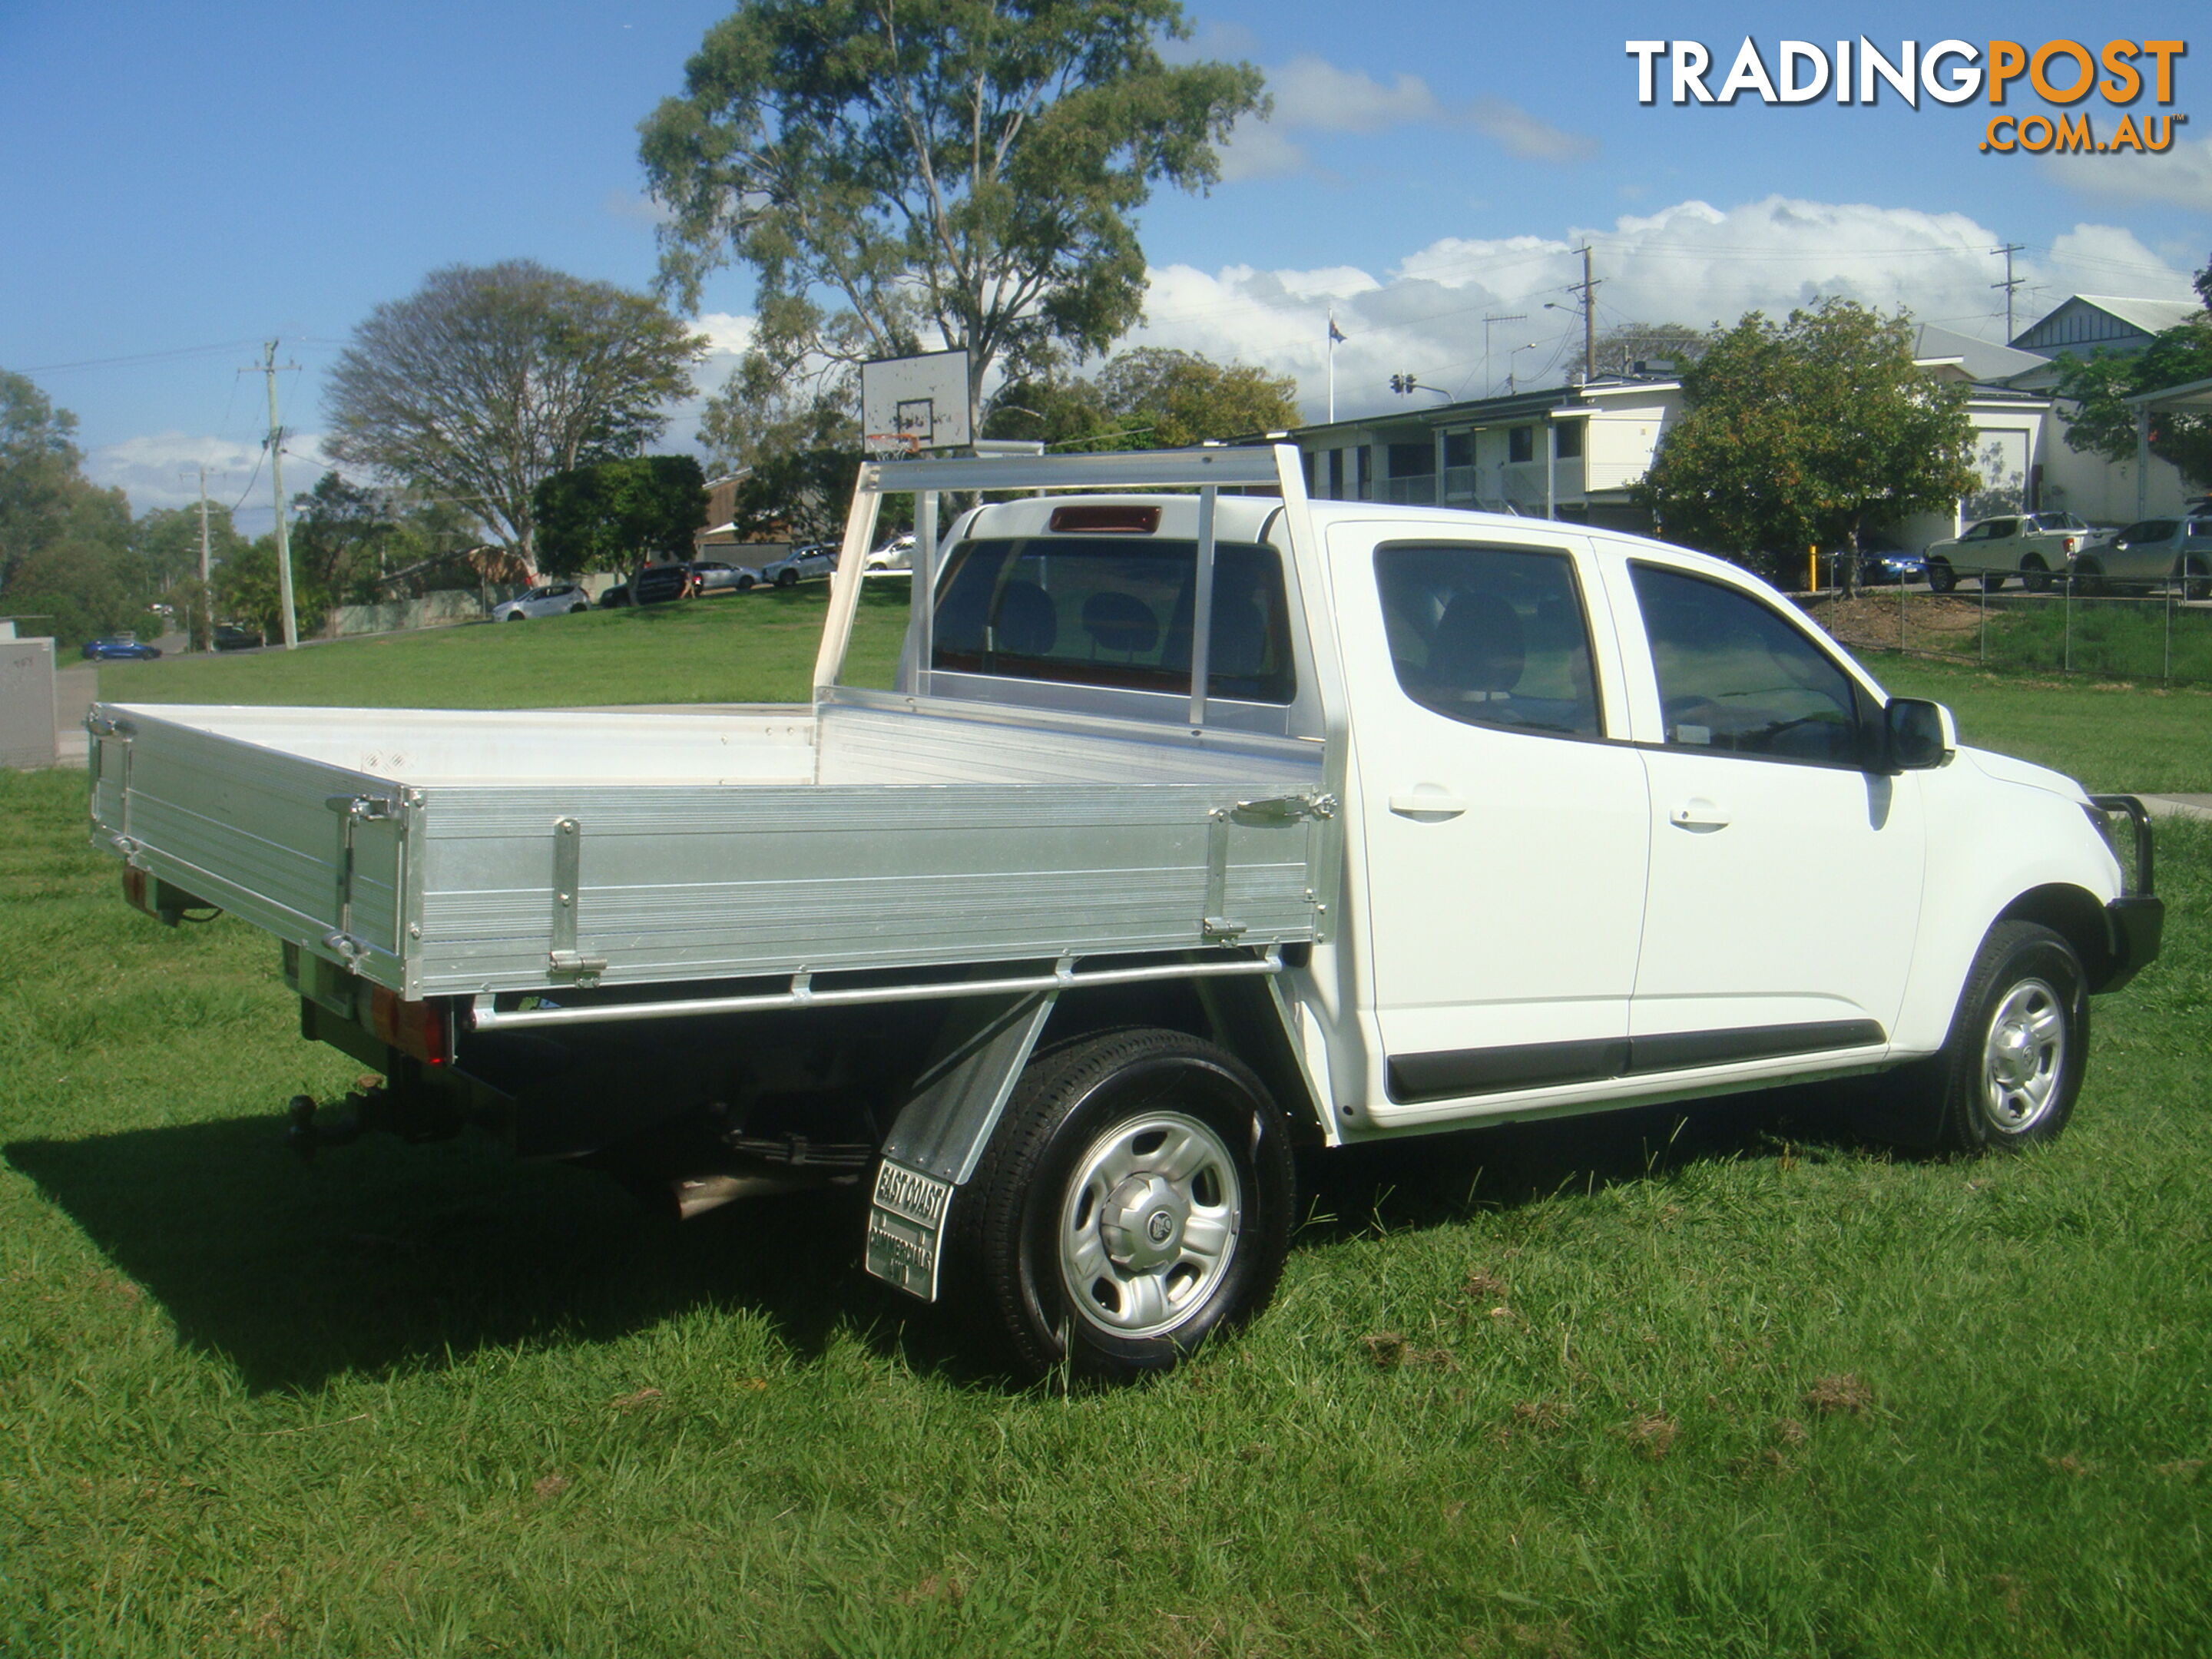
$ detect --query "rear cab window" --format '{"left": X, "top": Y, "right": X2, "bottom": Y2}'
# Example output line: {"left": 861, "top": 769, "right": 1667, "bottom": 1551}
{"left": 932, "top": 535, "right": 1296, "bottom": 706}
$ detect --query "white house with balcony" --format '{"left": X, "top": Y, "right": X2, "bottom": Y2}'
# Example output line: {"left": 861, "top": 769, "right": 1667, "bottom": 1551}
{"left": 1280, "top": 295, "right": 2203, "bottom": 551}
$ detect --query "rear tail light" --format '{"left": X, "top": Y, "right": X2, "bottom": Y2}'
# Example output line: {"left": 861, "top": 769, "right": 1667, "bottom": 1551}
{"left": 368, "top": 986, "right": 449, "bottom": 1066}
{"left": 1049, "top": 504, "right": 1161, "bottom": 535}
{"left": 2064, "top": 536, "right": 2079, "bottom": 553}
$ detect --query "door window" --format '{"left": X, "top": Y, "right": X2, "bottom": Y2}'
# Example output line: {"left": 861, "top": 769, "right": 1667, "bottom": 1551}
{"left": 1374, "top": 544, "right": 1601, "bottom": 738}
{"left": 1630, "top": 564, "right": 1869, "bottom": 766}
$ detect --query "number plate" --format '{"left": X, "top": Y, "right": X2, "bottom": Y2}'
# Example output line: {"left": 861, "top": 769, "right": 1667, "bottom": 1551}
{"left": 865, "top": 1159, "right": 955, "bottom": 1302}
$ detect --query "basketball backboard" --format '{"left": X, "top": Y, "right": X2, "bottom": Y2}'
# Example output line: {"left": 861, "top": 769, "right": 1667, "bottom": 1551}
{"left": 860, "top": 349, "right": 971, "bottom": 454}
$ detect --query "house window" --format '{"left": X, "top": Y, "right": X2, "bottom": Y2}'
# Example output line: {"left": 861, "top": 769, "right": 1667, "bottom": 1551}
{"left": 1553, "top": 422, "right": 1583, "bottom": 459}
{"left": 1328, "top": 449, "right": 1345, "bottom": 499}
{"left": 1444, "top": 431, "right": 1475, "bottom": 469}
{"left": 1387, "top": 441, "right": 1435, "bottom": 477}
{"left": 1508, "top": 426, "right": 1535, "bottom": 464}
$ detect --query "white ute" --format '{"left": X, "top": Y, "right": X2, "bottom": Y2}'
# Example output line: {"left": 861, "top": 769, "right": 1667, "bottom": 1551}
{"left": 92, "top": 447, "right": 2163, "bottom": 1379}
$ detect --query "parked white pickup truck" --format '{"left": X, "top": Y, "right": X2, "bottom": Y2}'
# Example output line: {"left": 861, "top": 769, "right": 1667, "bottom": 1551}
{"left": 92, "top": 447, "right": 2162, "bottom": 1378}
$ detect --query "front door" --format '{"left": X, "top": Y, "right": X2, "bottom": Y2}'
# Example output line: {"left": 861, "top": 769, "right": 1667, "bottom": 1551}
{"left": 1614, "top": 557, "right": 1924, "bottom": 1068}
{"left": 1333, "top": 526, "right": 1651, "bottom": 1121}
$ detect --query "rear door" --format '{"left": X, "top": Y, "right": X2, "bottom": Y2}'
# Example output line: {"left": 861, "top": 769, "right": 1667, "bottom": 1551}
{"left": 1608, "top": 553, "right": 1923, "bottom": 1070}
{"left": 1331, "top": 523, "right": 1651, "bottom": 1120}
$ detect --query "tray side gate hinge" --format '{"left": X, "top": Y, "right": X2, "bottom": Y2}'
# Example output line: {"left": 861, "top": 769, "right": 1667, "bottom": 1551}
{"left": 548, "top": 817, "right": 607, "bottom": 986}
{"left": 322, "top": 793, "right": 398, "bottom": 966}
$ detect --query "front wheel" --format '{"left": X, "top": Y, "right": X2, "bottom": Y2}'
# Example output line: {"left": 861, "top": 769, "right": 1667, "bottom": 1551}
{"left": 775, "top": 568, "right": 798, "bottom": 588}
{"left": 505, "top": 612, "right": 526, "bottom": 621}
{"left": 947, "top": 1028, "right": 1294, "bottom": 1381}
{"left": 2070, "top": 559, "right": 2104, "bottom": 597}
{"left": 2022, "top": 558, "right": 2051, "bottom": 593}
{"left": 1926, "top": 559, "right": 1957, "bottom": 594}
{"left": 1876, "top": 921, "right": 2088, "bottom": 1155}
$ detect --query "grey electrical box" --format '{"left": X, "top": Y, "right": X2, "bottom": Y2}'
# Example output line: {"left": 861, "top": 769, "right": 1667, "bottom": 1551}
{"left": 0, "top": 636, "right": 58, "bottom": 769}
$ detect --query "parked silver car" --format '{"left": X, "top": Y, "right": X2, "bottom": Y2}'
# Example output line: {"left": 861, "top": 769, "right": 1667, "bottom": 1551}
{"left": 2070, "top": 515, "right": 2212, "bottom": 599}
{"left": 688, "top": 559, "right": 767, "bottom": 594}
{"left": 1923, "top": 512, "right": 2091, "bottom": 594}
{"left": 491, "top": 583, "right": 593, "bottom": 621}
{"left": 759, "top": 543, "right": 839, "bottom": 588}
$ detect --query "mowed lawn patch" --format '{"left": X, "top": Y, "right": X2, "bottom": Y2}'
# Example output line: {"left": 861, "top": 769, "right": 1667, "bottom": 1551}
{"left": 4, "top": 636, "right": 2210, "bottom": 1653}
{"left": 96, "top": 580, "right": 914, "bottom": 710}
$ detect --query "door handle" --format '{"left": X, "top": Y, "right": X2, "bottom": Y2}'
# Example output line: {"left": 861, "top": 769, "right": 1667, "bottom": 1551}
{"left": 1668, "top": 798, "right": 1730, "bottom": 830}
{"left": 1389, "top": 792, "right": 1468, "bottom": 818}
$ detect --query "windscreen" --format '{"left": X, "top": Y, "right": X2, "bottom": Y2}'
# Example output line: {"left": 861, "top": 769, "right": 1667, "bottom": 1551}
{"left": 932, "top": 535, "right": 1296, "bottom": 704}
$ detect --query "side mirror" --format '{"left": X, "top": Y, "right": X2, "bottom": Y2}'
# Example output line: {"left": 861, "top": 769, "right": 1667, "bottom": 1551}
{"left": 1883, "top": 697, "right": 1955, "bottom": 772}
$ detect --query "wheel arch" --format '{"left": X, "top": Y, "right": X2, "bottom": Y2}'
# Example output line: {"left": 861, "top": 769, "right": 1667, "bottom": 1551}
{"left": 1997, "top": 882, "right": 2115, "bottom": 991}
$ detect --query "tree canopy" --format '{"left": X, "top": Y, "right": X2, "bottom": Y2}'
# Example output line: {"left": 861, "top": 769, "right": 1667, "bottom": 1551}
{"left": 1637, "top": 299, "right": 1979, "bottom": 583}
{"left": 0, "top": 370, "right": 162, "bottom": 645}
{"left": 2052, "top": 254, "right": 2212, "bottom": 491}
{"left": 323, "top": 261, "right": 707, "bottom": 571}
{"left": 533, "top": 455, "right": 710, "bottom": 575}
{"left": 983, "top": 345, "right": 1300, "bottom": 449}
{"left": 639, "top": 0, "right": 1265, "bottom": 430}
{"left": 1592, "top": 322, "right": 1712, "bottom": 379}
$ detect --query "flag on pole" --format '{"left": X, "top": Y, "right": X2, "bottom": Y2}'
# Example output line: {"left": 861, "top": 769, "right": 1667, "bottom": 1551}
{"left": 1328, "top": 317, "right": 1346, "bottom": 344}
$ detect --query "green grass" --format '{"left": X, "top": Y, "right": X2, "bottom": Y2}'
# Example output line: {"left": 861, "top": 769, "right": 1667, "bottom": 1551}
{"left": 1973, "top": 596, "right": 2212, "bottom": 688}
{"left": 96, "top": 583, "right": 915, "bottom": 709}
{"left": 5, "top": 611, "right": 2210, "bottom": 1654}
{"left": 1858, "top": 653, "right": 2212, "bottom": 796}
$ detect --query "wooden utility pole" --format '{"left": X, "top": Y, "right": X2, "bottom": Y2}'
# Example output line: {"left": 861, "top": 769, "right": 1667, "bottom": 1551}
{"left": 1573, "top": 247, "right": 1601, "bottom": 382}
{"left": 260, "top": 341, "right": 300, "bottom": 649}
{"left": 1992, "top": 243, "right": 2026, "bottom": 339}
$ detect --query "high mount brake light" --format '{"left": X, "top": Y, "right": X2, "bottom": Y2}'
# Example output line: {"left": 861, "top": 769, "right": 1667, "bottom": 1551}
{"left": 1048, "top": 504, "right": 1160, "bottom": 535}
{"left": 368, "top": 986, "right": 449, "bottom": 1066}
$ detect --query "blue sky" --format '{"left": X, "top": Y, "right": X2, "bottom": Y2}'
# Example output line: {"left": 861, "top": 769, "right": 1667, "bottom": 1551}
{"left": 3, "top": 0, "right": 2204, "bottom": 530}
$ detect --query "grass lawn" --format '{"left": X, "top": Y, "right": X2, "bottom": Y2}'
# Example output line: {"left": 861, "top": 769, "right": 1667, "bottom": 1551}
{"left": 96, "top": 581, "right": 915, "bottom": 710}
{"left": 5, "top": 596, "right": 2210, "bottom": 1654}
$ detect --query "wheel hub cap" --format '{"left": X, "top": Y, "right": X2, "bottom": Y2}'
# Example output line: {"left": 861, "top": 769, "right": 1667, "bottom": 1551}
{"left": 1981, "top": 977, "right": 2066, "bottom": 1132}
{"left": 1100, "top": 1174, "right": 1189, "bottom": 1271}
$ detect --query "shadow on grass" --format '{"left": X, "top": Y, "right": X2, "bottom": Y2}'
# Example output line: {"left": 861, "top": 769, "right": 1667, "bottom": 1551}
{"left": 1295, "top": 1083, "right": 1872, "bottom": 1245}
{"left": 5, "top": 1114, "right": 888, "bottom": 1394}
{"left": 7, "top": 1083, "right": 1875, "bottom": 1395}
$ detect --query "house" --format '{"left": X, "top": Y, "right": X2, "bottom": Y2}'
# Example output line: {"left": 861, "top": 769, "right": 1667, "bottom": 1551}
{"left": 1279, "top": 292, "right": 2204, "bottom": 551}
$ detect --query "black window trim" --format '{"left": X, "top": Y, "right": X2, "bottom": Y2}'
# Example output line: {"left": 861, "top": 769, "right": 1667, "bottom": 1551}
{"left": 1371, "top": 535, "right": 1612, "bottom": 743}
{"left": 1625, "top": 557, "right": 1885, "bottom": 774}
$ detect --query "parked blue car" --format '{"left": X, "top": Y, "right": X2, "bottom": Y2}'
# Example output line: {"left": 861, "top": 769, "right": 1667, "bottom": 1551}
{"left": 81, "top": 634, "right": 162, "bottom": 661}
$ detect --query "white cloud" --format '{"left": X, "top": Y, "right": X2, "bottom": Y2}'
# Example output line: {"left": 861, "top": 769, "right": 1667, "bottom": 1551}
{"left": 2041, "top": 133, "right": 2212, "bottom": 211}
{"left": 1125, "top": 197, "right": 2197, "bottom": 422}
{"left": 604, "top": 188, "right": 675, "bottom": 226}
{"left": 692, "top": 311, "right": 757, "bottom": 359}
{"left": 86, "top": 429, "right": 336, "bottom": 520}
{"left": 1219, "top": 54, "right": 1600, "bottom": 181}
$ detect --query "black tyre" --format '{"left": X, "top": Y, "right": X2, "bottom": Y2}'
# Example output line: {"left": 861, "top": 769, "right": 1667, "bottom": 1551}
{"left": 2070, "top": 559, "right": 2104, "bottom": 597}
{"left": 775, "top": 568, "right": 798, "bottom": 588}
{"left": 1927, "top": 559, "right": 1957, "bottom": 594}
{"left": 2022, "top": 558, "right": 2051, "bottom": 593}
{"left": 736, "top": 575, "right": 755, "bottom": 592}
{"left": 2181, "top": 556, "right": 2210, "bottom": 603}
{"left": 569, "top": 603, "right": 588, "bottom": 614}
{"left": 1876, "top": 921, "right": 2088, "bottom": 1155}
{"left": 1982, "top": 568, "right": 2007, "bottom": 594}
{"left": 948, "top": 1028, "right": 1295, "bottom": 1381}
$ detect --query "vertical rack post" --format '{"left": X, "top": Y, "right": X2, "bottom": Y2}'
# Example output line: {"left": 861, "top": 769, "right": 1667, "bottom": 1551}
{"left": 1187, "top": 485, "right": 1219, "bottom": 727}
{"left": 914, "top": 489, "right": 939, "bottom": 695}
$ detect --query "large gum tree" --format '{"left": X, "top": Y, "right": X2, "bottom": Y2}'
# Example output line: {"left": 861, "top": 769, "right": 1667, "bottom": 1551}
{"left": 638, "top": 0, "right": 1266, "bottom": 434}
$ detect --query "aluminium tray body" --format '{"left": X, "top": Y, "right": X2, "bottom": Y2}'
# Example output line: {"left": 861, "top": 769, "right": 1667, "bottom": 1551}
{"left": 90, "top": 700, "right": 1329, "bottom": 999}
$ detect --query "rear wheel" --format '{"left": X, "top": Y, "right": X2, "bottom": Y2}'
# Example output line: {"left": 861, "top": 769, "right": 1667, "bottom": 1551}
{"left": 947, "top": 1028, "right": 1294, "bottom": 1381}
{"left": 1871, "top": 921, "right": 2088, "bottom": 1155}
{"left": 1926, "top": 560, "right": 1957, "bottom": 594}
{"left": 2181, "top": 556, "right": 2211, "bottom": 603}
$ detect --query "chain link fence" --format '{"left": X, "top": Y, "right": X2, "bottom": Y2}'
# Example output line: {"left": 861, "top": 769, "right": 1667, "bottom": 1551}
{"left": 1803, "top": 584, "right": 2212, "bottom": 687}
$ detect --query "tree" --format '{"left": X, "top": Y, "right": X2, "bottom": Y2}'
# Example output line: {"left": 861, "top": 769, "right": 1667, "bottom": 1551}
{"left": 982, "top": 345, "right": 1301, "bottom": 449}
{"left": 1637, "top": 299, "right": 1979, "bottom": 592}
{"left": 323, "top": 261, "right": 707, "bottom": 572}
{"left": 639, "top": 0, "right": 1265, "bottom": 432}
{"left": 2052, "top": 254, "right": 2212, "bottom": 492}
{"left": 1, "top": 370, "right": 88, "bottom": 593}
{"left": 287, "top": 473, "right": 396, "bottom": 610}
{"left": 1592, "top": 322, "right": 1712, "bottom": 379}
{"left": 533, "top": 455, "right": 709, "bottom": 575}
